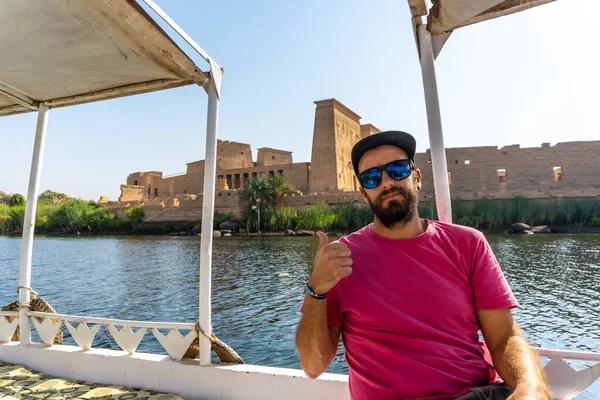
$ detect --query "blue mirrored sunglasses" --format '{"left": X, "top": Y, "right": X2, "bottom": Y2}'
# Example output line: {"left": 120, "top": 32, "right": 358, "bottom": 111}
{"left": 357, "top": 159, "right": 414, "bottom": 189}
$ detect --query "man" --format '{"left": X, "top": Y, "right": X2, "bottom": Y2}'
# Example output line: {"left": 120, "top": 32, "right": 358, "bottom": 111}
{"left": 296, "top": 131, "right": 550, "bottom": 400}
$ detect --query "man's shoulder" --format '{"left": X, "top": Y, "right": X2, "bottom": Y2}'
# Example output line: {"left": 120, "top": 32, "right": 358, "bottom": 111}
{"left": 338, "top": 225, "right": 371, "bottom": 246}
{"left": 432, "top": 220, "right": 485, "bottom": 241}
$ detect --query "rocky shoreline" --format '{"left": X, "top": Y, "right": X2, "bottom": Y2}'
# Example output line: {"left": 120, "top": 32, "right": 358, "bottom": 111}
{"left": 2, "top": 221, "right": 600, "bottom": 237}
{"left": 503, "top": 223, "right": 600, "bottom": 235}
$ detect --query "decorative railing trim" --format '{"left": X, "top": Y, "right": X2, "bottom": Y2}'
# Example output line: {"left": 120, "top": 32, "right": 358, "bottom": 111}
{"left": 27, "top": 311, "right": 195, "bottom": 331}
{"left": 25, "top": 311, "right": 198, "bottom": 360}
{"left": 0, "top": 311, "right": 19, "bottom": 317}
{"left": 0, "top": 313, "right": 19, "bottom": 343}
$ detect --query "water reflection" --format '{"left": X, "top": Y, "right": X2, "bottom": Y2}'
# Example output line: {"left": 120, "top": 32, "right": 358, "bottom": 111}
{"left": 0, "top": 234, "right": 598, "bottom": 398}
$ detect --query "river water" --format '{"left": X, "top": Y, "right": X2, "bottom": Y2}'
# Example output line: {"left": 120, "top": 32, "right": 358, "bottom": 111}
{"left": 0, "top": 233, "right": 599, "bottom": 398}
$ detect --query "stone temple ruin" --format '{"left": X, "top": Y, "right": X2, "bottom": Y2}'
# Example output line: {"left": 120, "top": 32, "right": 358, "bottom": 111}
{"left": 103, "top": 98, "right": 600, "bottom": 221}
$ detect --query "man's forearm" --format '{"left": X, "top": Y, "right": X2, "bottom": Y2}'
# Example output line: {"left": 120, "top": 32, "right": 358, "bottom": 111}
{"left": 296, "top": 296, "right": 338, "bottom": 379}
{"left": 490, "top": 331, "right": 549, "bottom": 395}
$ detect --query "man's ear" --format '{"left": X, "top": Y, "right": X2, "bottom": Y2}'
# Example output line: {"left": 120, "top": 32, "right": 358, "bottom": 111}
{"left": 359, "top": 186, "right": 369, "bottom": 205}
{"left": 414, "top": 168, "right": 422, "bottom": 191}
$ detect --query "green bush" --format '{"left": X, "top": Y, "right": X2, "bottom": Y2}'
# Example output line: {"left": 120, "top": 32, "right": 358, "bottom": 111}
{"left": 243, "top": 202, "right": 374, "bottom": 233}
{"left": 125, "top": 206, "right": 145, "bottom": 225}
{"left": 0, "top": 204, "right": 12, "bottom": 231}
{"left": 8, "top": 205, "right": 25, "bottom": 229}
{"left": 51, "top": 200, "right": 88, "bottom": 230}
{"left": 82, "top": 207, "right": 115, "bottom": 231}
{"left": 591, "top": 217, "right": 600, "bottom": 227}
{"left": 262, "top": 205, "right": 298, "bottom": 232}
{"left": 48, "top": 200, "right": 124, "bottom": 231}
{"left": 8, "top": 194, "right": 25, "bottom": 207}
{"left": 36, "top": 203, "right": 59, "bottom": 228}
{"left": 296, "top": 203, "right": 337, "bottom": 231}
{"left": 0, "top": 193, "right": 132, "bottom": 233}
{"left": 332, "top": 203, "right": 372, "bottom": 232}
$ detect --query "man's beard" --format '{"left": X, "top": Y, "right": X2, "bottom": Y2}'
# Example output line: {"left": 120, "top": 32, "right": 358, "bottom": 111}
{"left": 367, "top": 186, "right": 418, "bottom": 229}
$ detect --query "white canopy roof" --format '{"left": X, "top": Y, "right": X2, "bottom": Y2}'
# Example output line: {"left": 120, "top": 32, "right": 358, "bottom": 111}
{"left": 0, "top": 0, "right": 209, "bottom": 116}
{"left": 408, "top": 0, "right": 555, "bottom": 35}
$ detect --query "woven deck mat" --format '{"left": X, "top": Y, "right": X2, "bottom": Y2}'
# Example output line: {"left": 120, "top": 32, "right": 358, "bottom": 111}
{"left": 0, "top": 362, "right": 185, "bottom": 399}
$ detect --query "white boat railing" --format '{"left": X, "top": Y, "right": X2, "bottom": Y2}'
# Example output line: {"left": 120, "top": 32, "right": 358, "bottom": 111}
{"left": 537, "top": 348, "right": 600, "bottom": 363}
{"left": 1, "top": 311, "right": 197, "bottom": 361}
{"left": 2, "top": 310, "right": 600, "bottom": 399}
{"left": 0, "top": 312, "right": 18, "bottom": 317}
{"left": 0, "top": 312, "right": 19, "bottom": 344}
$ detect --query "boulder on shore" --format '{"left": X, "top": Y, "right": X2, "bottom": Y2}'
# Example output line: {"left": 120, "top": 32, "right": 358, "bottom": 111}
{"left": 219, "top": 221, "right": 240, "bottom": 231}
{"left": 510, "top": 223, "right": 531, "bottom": 233}
{"left": 213, "top": 230, "right": 221, "bottom": 237}
{"left": 295, "top": 230, "right": 314, "bottom": 236}
{"left": 284, "top": 230, "right": 296, "bottom": 236}
{"left": 519, "top": 229, "right": 535, "bottom": 235}
{"left": 530, "top": 225, "right": 550, "bottom": 234}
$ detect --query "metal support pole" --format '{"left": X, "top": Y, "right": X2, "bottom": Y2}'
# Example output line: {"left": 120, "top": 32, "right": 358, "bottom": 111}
{"left": 19, "top": 103, "right": 50, "bottom": 344}
{"left": 256, "top": 198, "right": 261, "bottom": 234}
{"left": 199, "top": 76, "right": 220, "bottom": 366}
{"left": 418, "top": 25, "right": 452, "bottom": 223}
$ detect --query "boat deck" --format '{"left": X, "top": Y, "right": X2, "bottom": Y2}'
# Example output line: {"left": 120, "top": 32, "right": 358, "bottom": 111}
{"left": 0, "top": 362, "right": 184, "bottom": 399}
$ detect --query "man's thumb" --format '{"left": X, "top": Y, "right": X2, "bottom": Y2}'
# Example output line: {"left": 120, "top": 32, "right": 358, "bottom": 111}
{"left": 316, "top": 231, "right": 329, "bottom": 249}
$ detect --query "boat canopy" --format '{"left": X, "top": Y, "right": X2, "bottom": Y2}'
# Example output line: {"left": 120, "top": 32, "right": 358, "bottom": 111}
{"left": 409, "top": 0, "right": 554, "bottom": 35}
{"left": 1, "top": 0, "right": 221, "bottom": 367}
{"left": 0, "top": 0, "right": 209, "bottom": 116}
{"left": 406, "top": 0, "right": 555, "bottom": 223}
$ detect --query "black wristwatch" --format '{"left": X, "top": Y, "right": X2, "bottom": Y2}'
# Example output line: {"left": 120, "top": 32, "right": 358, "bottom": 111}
{"left": 305, "top": 284, "right": 327, "bottom": 300}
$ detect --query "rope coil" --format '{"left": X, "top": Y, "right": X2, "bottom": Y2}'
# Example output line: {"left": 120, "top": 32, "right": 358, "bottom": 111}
{"left": 2, "top": 292, "right": 63, "bottom": 345}
{"left": 194, "top": 321, "right": 213, "bottom": 343}
{"left": 17, "top": 286, "right": 38, "bottom": 296}
{"left": 16, "top": 286, "right": 38, "bottom": 308}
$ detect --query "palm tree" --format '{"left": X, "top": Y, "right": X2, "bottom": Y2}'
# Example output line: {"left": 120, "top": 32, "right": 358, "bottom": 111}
{"left": 240, "top": 176, "right": 271, "bottom": 205}
{"left": 38, "top": 190, "right": 69, "bottom": 204}
{"left": 8, "top": 194, "right": 25, "bottom": 207}
{"left": 266, "top": 172, "right": 296, "bottom": 206}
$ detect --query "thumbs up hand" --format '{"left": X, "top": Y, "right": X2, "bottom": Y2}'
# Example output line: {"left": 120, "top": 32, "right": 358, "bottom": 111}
{"left": 307, "top": 232, "right": 353, "bottom": 295}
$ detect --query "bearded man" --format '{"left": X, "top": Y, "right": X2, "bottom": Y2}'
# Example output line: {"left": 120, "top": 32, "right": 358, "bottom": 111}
{"left": 296, "top": 131, "right": 549, "bottom": 400}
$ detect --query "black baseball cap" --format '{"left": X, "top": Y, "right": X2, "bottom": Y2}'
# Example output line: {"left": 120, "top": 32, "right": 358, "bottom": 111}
{"left": 351, "top": 130, "right": 417, "bottom": 175}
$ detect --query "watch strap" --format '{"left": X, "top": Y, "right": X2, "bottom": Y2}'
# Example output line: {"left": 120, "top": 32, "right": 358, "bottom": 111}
{"left": 305, "top": 284, "right": 327, "bottom": 300}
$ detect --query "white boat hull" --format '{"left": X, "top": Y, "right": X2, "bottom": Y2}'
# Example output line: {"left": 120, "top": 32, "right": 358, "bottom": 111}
{"left": 0, "top": 342, "right": 349, "bottom": 400}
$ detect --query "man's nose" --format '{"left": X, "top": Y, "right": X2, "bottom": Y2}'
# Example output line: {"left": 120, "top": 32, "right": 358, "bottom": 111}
{"left": 380, "top": 170, "right": 396, "bottom": 190}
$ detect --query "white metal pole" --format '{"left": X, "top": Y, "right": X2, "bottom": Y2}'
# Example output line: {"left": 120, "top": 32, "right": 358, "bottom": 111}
{"left": 18, "top": 103, "right": 50, "bottom": 344}
{"left": 199, "top": 76, "right": 220, "bottom": 366}
{"left": 257, "top": 198, "right": 261, "bottom": 234}
{"left": 418, "top": 25, "right": 452, "bottom": 223}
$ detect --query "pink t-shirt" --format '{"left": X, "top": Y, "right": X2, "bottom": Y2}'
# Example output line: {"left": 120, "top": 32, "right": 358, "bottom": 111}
{"left": 322, "top": 221, "right": 518, "bottom": 400}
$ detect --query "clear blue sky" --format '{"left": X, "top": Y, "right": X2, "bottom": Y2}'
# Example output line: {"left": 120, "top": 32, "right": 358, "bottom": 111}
{"left": 1, "top": 0, "right": 598, "bottom": 201}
